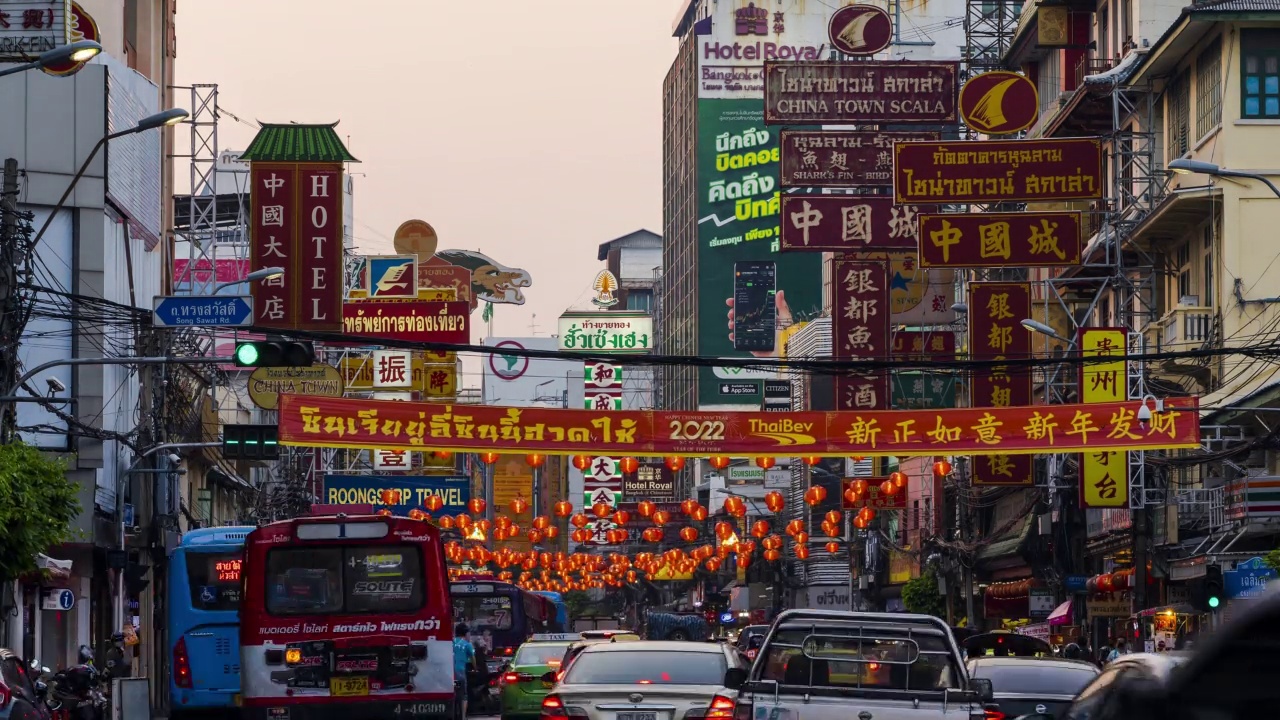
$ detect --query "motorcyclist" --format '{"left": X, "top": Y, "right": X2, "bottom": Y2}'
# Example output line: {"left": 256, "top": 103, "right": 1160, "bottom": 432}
{"left": 102, "top": 633, "right": 131, "bottom": 679}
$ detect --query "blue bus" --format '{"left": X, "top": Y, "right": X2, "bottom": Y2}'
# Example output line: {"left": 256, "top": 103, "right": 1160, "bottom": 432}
{"left": 451, "top": 578, "right": 557, "bottom": 671}
{"left": 167, "top": 526, "right": 253, "bottom": 719}
{"left": 533, "top": 591, "right": 569, "bottom": 631}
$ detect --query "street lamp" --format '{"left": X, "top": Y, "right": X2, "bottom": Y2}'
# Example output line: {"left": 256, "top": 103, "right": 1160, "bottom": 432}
{"left": 1167, "top": 158, "right": 1280, "bottom": 199}
{"left": 0, "top": 40, "right": 103, "bottom": 79}
{"left": 1020, "top": 318, "right": 1069, "bottom": 342}
{"left": 214, "top": 266, "right": 284, "bottom": 293}
{"left": 29, "top": 108, "right": 189, "bottom": 249}
{"left": 951, "top": 303, "right": 968, "bottom": 314}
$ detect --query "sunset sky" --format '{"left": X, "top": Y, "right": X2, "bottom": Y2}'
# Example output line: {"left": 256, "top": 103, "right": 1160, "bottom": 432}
{"left": 177, "top": 0, "right": 676, "bottom": 375}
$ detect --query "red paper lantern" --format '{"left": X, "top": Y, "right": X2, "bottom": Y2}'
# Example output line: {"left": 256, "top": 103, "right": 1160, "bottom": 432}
{"left": 680, "top": 527, "right": 699, "bottom": 542}
{"left": 755, "top": 456, "right": 776, "bottom": 470}
{"left": 592, "top": 502, "right": 613, "bottom": 518}
{"left": 572, "top": 455, "right": 592, "bottom": 471}
{"left": 751, "top": 520, "right": 770, "bottom": 538}
{"left": 764, "top": 491, "right": 785, "bottom": 512}
{"left": 468, "top": 498, "right": 486, "bottom": 515}
{"left": 665, "top": 456, "right": 686, "bottom": 472}
{"left": 802, "top": 456, "right": 822, "bottom": 466}
{"left": 933, "top": 459, "right": 953, "bottom": 477}
{"left": 824, "top": 510, "right": 842, "bottom": 525}
{"left": 637, "top": 501, "right": 656, "bottom": 518}
{"left": 652, "top": 510, "right": 672, "bottom": 526}
{"left": 681, "top": 499, "right": 698, "bottom": 516}
{"left": 553, "top": 500, "right": 573, "bottom": 517}
{"left": 825, "top": 541, "right": 840, "bottom": 554}
{"left": 613, "top": 510, "right": 631, "bottom": 526}
{"left": 424, "top": 495, "right": 444, "bottom": 512}
{"left": 479, "top": 452, "right": 500, "bottom": 465}
{"left": 570, "top": 513, "right": 589, "bottom": 528}
{"left": 889, "top": 471, "right": 908, "bottom": 489}
{"left": 526, "top": 453, "right": 546, "bottom": 469}
{"left": 509, "top": 497, "right": 530, "bottom": 514}
{"left": 794, "top": 546, "right": 810, "bottom": 560}
{"left": 619, "top": 457, "right": 640, "bottom": 474}
{"left": 433, "top": 450, "right": 452, "bottom": 460}
{"left": 708, "top": 456, "right": 731, "bottom": 470}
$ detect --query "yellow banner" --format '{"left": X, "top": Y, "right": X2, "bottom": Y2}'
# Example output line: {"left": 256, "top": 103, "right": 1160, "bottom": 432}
{"left": 1080, "top": 329, "right": 1128, "bottom": 508}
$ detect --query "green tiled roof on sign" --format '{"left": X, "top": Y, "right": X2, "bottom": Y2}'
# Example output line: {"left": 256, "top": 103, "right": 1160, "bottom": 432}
{"left": 238, "top": 122, "right": 360, "bottom": 163}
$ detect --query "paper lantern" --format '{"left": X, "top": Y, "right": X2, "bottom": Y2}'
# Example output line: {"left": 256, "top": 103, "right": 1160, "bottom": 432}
{"left": 751, "top": 520, "right": 770, "bottom": 538}
{"left": 692, "top": 506, "right": 708, "bottom": 522}
{"left": 479, "top": 452, "right": 500, "bottom": 465}
{"left": 613, "top": 510, "right": 631, "bottom": 526}
{"left": 795, "top": 531, "right": 809, "bottom": 545}
{"left": 802, "top": 456, "right": 822, "bottom": 466}
{"left": 553, "top": 500, "right": 573, "bottom": 517}
{"left": 889, "top": 471, "right": 908, "bottom": 489}
{"left": 408, "top": 508, "right": 427, "bottom": 521}
{"left": 619, "top": 457, "right": 640, "bottom": 474}
{"left": 637, "top": 501, "right": 656, "bottom": 518}
{"left": 764, "top": 549, "right": 782, "bottom": 562}
{"left": 715, "top": 521, "right": 734, "bottom": 540}
{"left": 526, "top": 453, "right": 546, "bottom": 469}
{"left": 570, "top": 513, "right": 590, "bottom": 528}
{"left": 708, "top": 456, "right": 731, "bottom": 470}
{"left": 853, "top": 479, "right": 869, "bottom": 495}
{"left": 533, "top": 515, "right": 551, "bottom": 530}
{"left": 825, "top": 510, "right": 842, "bottom": 525}
{"left": 592, "top": 502, "right": 613, "bottom": 518}
{"left": 509, "top": 497, "right": 530, "bottom": 514}
{"left": 544, "top": 526, "right": 559, "bottom": 539}
{"left": 681, "top": 499, "right": 698, "bottom": 516}
{"left": 528, "top": 529, "right": 544, "bottom": 544}
{"left": 853, "top": 515, "right": 870, "bottom": 530}
{"left": 794, "top": 545, "right": 810, "bottom": 560}
{"left": 424, "top": 495, "right": 444, "bottom": 512}
{"left": 652, "top": 510, "right": 672, "bottom": 526}
{"left": 933, "top": 459, "right": 953, "bottom": 477}
{"left": 572, "top": 455, "right": 592, "bottom": 471}
{"left": 785, "top": 519, "right": 804, "bottom": 537}
{"left": 764, "top": 491, "right": 785, "bottom": 512}
{"left": 825, "top": 541, "right": 840, "bottom": 554}
{"left": 665, "top": 456, "right": 686, "bottom": 472}
{"left": 680, "top": 526, "right": 699, "bottom": 542}
{"left": 433, "top": 450, "right": 452, "bottom": 460}
{"left": 755, "top": 456, "right": 776, "bottom": 470}
{"left": 468, "top": 498, "right": 486, "bottom": 515}
{"left": 438, "top": 516, "right": 454, "bottom": 530}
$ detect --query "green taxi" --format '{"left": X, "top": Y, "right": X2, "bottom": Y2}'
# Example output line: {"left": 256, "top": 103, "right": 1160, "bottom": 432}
{"left": 499, "top": 633, "right": 581, "bottom": 720}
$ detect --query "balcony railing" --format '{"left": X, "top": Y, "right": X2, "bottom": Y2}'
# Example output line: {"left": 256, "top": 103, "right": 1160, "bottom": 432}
{"left": 1175, "top": 486, "right": 1227, "bottom": 533}
{"left": 1145, "top": 306, "right": 1216, "bottom": 354}
{"left": 1074, "top": 57, "right": 1117, "bottom": 91}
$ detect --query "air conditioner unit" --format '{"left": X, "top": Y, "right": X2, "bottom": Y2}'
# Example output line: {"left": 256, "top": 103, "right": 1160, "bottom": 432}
{"left": 1178, "top": 295, "right": 1200, "bottom": 307}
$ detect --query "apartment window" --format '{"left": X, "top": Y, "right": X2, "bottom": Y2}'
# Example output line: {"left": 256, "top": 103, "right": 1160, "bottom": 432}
{"left": 1167, "top": 72, "right": 1191, "bottom": 159}
{"left": 1197, "top": 38, "right": 1223, "bottom": 137}
{"left": 1242, "top": 30, "right": 1280, "bottom": 118}
{"left": 1203, "top": 224, "right": 1215, "bottom": 307}
{"left": 626, "top": 290, "right": 653, "bottom": 313}
{"left": 1176, "top": 242, "right": 1193, "bottom": 303}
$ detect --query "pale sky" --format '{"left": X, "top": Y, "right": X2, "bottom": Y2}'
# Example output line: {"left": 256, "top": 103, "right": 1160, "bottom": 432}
{"left": 177, "top": 0, "right": 675, "bottom": 344}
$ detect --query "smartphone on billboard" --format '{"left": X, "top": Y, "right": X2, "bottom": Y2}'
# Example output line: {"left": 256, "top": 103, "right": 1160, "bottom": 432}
{"left": 733, "top": 260, "right": 777, "bottom": 353}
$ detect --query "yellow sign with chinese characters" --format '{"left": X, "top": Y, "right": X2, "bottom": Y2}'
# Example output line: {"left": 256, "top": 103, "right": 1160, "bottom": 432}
{"left": 339, "top": 355, "right": 457, "bottom": 396}
{"left": 1080, "top": 328, "right": 1129, "bottom": 508}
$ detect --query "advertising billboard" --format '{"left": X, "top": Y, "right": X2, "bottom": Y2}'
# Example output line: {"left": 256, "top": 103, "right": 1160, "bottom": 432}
{"left": 321, "top": 474, "right": 469, "bottom": 516}
{"left": 697, "top": 98, "right": 821, "bottom": 407}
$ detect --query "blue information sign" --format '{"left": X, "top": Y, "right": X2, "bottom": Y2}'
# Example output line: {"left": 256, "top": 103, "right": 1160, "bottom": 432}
{"left": 1223, "top": 557, "right": 1277, "bottom": 599}
{"left": 322, "top": 474, "right": 470, "bottom": 515}
{"left": 153, "top": 296, "right": 253, "bottom": 327}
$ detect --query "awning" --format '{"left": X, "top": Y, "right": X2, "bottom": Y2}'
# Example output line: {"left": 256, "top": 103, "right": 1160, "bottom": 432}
{"left": 976, "top": 515, "right": 1035, "bottom": 563}
{"left": 1048, "top": 600, "right": 1074, "bottom": 626}
{"left": 36, "top": 554, "right": 72, "bottom": 580}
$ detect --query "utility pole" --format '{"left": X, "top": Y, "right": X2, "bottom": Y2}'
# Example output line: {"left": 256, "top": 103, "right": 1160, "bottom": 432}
{"left": 0, "top": 159, "right": 23, "bottom": 443}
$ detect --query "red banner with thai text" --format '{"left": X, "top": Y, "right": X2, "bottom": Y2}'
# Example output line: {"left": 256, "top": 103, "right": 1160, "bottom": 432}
{"left": 894, "top": 138, "right": 1104, "bottom": 204}
{"left": 970, "top": 282, "right": 1034, "bottom": 486}
{"left": 276, "top": 395, "right": 1201, "bottom": 456}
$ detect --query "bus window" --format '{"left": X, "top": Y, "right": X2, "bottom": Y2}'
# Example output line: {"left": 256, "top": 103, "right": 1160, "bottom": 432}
{"left": 187, "top": 552, "right": 243, "bottom": 611}
{"left": 266, "top": 546, "right": 424, "bottom": 615}
{"left": 454, "top": 595, "right": 514, "bottom": 629}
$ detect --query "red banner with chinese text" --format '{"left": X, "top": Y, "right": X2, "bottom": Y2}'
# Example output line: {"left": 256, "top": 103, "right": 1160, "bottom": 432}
{"left": 1080, "top": 328, "right": 1130, "bottom": 508}
{"left": 918, "top": 212, "right": 1083, "bottom": 268}
{"left": 249, "top": 163, "right": 345, "bottom": 332}
{"left": 781, "top": 196, "right": 935, "bottom": 252}
{"left": 276, "top": 395, "right": 1201, "bottom": 456}
{"left": 970, "top": 283, "right": 1034, "bottom": 486}
{"left": 832, "top": 259, "right": 890, "bottom": 411}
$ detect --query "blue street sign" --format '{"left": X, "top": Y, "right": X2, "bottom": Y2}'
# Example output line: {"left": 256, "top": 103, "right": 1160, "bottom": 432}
{"left": 1065, "top": 575, "right": 1090, "bottom": 593}
{"left": 152, "top": 295, "right": 253, "bottom": 327}
{"left": 1223, "top": 557, "right": 1277, "bottom": 599}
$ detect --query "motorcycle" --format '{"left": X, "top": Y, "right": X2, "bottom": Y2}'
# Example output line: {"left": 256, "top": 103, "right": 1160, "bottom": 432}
{"left": 465, "top": 663, "right": 501, "bottom": 716}
{"left": 45, "top": 662, "right": 107, "bottom": 720}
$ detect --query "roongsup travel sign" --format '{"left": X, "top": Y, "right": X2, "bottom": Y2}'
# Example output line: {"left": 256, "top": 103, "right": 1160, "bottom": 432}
{"left": 763, "top": 61, "right": 960, "bottom": 125}
{"left": 558, "top": 313, "right": 652, "bottom": 354}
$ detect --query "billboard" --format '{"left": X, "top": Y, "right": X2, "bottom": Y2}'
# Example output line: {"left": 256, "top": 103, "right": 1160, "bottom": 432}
{"left": 558, "top": 313, "right": 653, "bottom": 353}
{"left": 341, "top": 300, "right": 469, "bottom": 344}
{"left": 764, "top": 61, "right": 960, "bottom": 125}
{"left": 894, "top": 138, "right": 1105, "bottom": 204}
{"left": 696, "top": 0, "right": 832, "bottom": 100}
{"left": 321, "top": 474, "right": 469, "bottom": 516}
{"left": 481, "top": 337, "right": 584, "bottom": 407}
{"left": 697, "top": 98, "right": 821, "bottom": 407}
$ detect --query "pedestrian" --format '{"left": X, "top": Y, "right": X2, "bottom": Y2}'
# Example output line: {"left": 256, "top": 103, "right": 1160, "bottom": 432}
{"left": 1076, "top": 636, "right": 1092, "bottom": 662}
{"left": 453, "top": 623, "right": 476, "bottom": 719}
{"left": 1106, "top": 638, "right": 1126, "bottom": 662}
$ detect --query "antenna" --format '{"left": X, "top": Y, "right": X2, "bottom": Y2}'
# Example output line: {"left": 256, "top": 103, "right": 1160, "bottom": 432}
{"left": 529, "top": 313, "right": 539, "bottom": 336}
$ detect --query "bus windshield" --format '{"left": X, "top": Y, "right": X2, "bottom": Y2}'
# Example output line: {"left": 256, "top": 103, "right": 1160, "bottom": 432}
{"left": 454, "top": 594, "right": 514, "bottom": 630}
{"left": 187, "top": 551, "right": 243, "bottom": 612}
{"left": 265, "top": 545, "right": 425, "bottom": 615}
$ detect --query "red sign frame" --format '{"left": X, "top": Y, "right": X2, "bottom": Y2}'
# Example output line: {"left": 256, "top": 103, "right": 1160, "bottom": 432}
{"left": 781, "top": 196, "right": 935, "bottom": 252}
{"left": 958, "top": 71, "right": 1040, "bottom": 135}
{"left": 969, "top": 282, "right": 1034, "bottom": 486}
{"left": 917, "top": 212, "right": 1084, "bottom": 268}
{"left": 340, "top": 300, "right": 470, "bottom": 344}
{"left": 832, "top": 259, "right": 890, "bottom": 411}
{"left": 764, "top": 61, "right": 960, "bottom": 125}
{"left": 894, "top": 138, "right": 1105, "bottom": 204}
{"left": 780, "top": 130, "right": 939, "bottom": 188}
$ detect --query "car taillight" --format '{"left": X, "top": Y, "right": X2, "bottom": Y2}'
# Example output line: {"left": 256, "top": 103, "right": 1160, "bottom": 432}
{"left": 541, "top": 695, "right": 567, "bottom": 718}
{"left": 0, "top": 680, "right": 11, "bottom": 708}
{"left": 688, "top": 694, "right": 736, "bottom": 720}
{"left": 983, "top": 708, "right": 1005, "bottom": 720}
{"left": 503, "top": 673, "right": 521, "bottom": 685}
{"left": 504, "top": 647, "right": 515, "bottom": 656}
{"left": 174, "top": 637, "right": 193, "bottom": 689}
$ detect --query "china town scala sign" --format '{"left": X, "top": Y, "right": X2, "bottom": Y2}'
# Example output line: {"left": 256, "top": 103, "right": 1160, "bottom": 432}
{"left": 275, "top": 395, "right": 1201, "bottom": 456}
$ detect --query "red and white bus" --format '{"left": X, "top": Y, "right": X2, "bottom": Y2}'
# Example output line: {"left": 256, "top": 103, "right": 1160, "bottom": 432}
{"left": 240, "top": 514, "right": 455, "bottom": 720}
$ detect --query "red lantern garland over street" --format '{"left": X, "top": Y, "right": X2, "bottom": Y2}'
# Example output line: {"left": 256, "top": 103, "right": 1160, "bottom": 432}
{"left": 572, "top": 455, "right": 592, "bottom": 471}
{"left": 620, "top": 457, "right": 640, "bottom": 474}
{"left": 665, "top": 456, "right": 685, "bottom": 471}
{"left": 755, "top": 457, "right": 776, "bottom": 470}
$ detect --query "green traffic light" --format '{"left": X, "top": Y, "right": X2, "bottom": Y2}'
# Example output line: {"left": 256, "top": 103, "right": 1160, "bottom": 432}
{"left": 1208, "top": 596, "right": 1221, "bottom": 609}
{"left": 235, "top": 343, "right": 260, "bottom": 366}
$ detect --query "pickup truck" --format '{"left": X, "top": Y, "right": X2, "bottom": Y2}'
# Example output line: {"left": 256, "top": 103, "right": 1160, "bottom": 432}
{"left": 720, "top": 609, "right": 993, "bottom": 720}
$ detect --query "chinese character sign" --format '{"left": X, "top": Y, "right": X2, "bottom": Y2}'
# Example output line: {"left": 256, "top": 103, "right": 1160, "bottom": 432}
{"left": 782, "top": 196, "right": 936, "bottom": 252}
{"left": 1080, "top": 328, "right": 1130, "bottom": 508}
{"left": 917, "top": 212, "right": 1083, "bottom": 268}
{"left": 584, "top": 362, "right": 622, "bottom": 411}
{"left": 764, "top": 61, "right": 960, "bottom": 125}
{"left": 779, "top": 130, "right": 939, "bottom": 188}
{"left": 969, "top": 282, "right": 1033, "bottom": 486}
{"left": 372, "top": 350, "right": 414, "bottom": 389}
{"left": 276, "top": 395, "right": 1201, "bottom": 455}
{"left": 892, "top": 331, "right": 956, "bottom": 361}
{"left": 249, "top": 162, "right": 345, "bottom": 331}
{"left": 832, "top": 259, "right": 889, "bottom": 411}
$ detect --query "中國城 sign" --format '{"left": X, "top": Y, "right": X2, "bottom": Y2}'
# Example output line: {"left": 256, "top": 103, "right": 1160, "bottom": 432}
{"left": 276, "top": 395, "right": 1201, "bottom": 456}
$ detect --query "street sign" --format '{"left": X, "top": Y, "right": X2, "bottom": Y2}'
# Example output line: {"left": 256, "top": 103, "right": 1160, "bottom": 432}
{"left": 42, "top": 589, "right": 75, "bottom": 611}
{"left": 1224, "top": 557, "right": 1277, "bottom": 599}
{"left": 153, "top": 295, "right": 253, "bottom": 327}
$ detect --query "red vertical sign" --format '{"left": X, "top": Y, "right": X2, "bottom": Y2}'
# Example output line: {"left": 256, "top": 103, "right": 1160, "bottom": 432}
{"left": 968, "top": 282, "right": 1033, "bottom": 486}
{"left": 250, "top": 164, "right": 295, "bottom": 330}
{"left": 832, "top": 258, "right": 890, "bottom": 411}
{"left": 296, "top": 165, "right": 344, "bottom": 331}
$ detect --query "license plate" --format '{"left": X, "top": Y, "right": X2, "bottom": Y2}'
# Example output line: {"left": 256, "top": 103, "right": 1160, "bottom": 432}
{"left": 617, "top": 713, "right": 657, "bottom": 720}
{"left": 543, "top": 681, "right": 554, "bottom": 689}
{"left": 330, "top": 676, "right": 370, "bottom": 697}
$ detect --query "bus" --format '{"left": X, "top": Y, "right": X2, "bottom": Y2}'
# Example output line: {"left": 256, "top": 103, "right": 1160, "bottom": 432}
{"left": 449, "top": 579, "right": 555, "bottom": 669}
{"left": 531, "top": 591, "right": 569, "bottom": 632}
{"left": 167, "top": 525, "right": 253, "bottom": 719}
{"left": 240, "top": 515, "right": 454, "bottom": 720}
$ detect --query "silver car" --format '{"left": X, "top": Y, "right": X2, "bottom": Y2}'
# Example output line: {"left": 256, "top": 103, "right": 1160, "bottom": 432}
{"left": 540, "top": 641, "right": 743, "bottom": 720}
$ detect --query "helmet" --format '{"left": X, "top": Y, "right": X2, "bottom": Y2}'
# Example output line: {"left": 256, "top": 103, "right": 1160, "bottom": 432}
{"left": 77, "top": 645, "right": 94, "bottom": 664}
{"left": 111, "top": 632, "right": 125, "bottom": 643}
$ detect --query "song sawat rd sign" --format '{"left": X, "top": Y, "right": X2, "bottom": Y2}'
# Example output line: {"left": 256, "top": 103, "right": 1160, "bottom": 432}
{"left": 276, "top": 395, "right": 1201, "bottom": 456}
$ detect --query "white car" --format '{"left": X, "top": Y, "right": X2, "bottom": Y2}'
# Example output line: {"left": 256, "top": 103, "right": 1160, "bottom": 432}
{"left": 540, "top": 640, "right": 744, "bottom": 720}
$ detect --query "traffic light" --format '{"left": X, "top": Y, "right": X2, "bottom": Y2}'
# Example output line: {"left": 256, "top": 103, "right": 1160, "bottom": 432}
{"left": 233, "top": 341, "right": 315, "bottom": 368}
{"left": 223, "top": 423, "right": 280, "bottom": 460}
{"left": 1205, "top": 565, "right": 1224, "bottom": 609}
